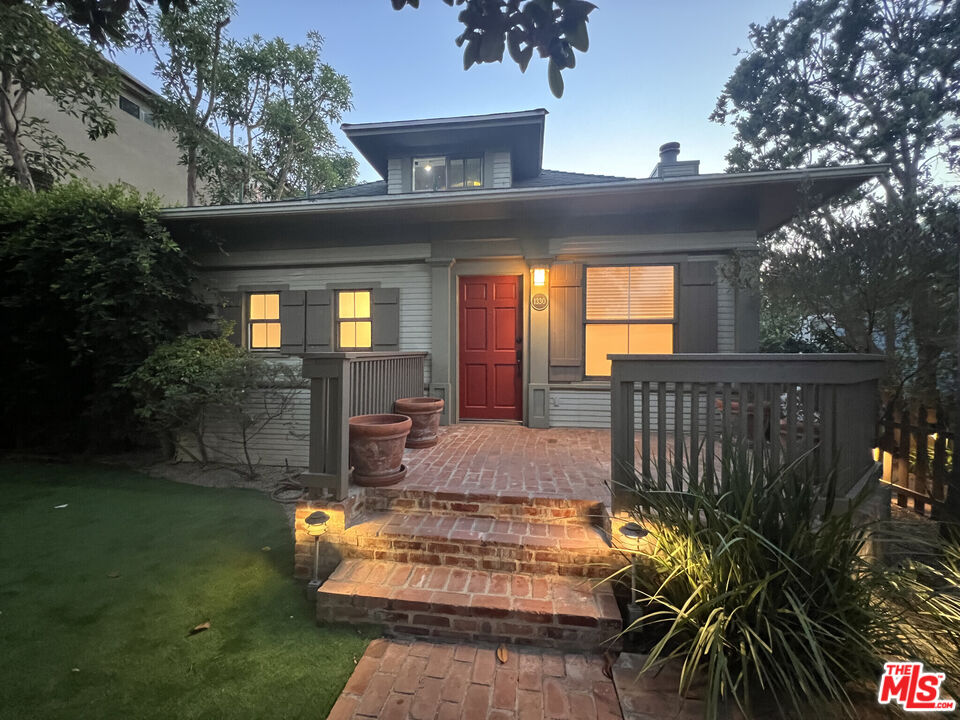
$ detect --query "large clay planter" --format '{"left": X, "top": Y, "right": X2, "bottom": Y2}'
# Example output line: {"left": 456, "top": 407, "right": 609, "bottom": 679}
{"left": 394, "top": 397, "right": 445, "bottom": 448}
{"left": 348, "top": 414, "right": 412, "bottom": 486}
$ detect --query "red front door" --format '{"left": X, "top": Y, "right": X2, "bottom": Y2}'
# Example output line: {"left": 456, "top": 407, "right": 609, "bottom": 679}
{"left": 458, "top": 275, "right": 523, "bottom": 421}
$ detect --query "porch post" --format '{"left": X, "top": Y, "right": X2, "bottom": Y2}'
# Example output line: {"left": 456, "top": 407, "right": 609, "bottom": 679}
{"left": 610, "top": 359, "right": 636, "bottom": 514}
{"left": 428, "top": 258, "right": 454, "bottom": 425}
{"left": 526, "top": 258, "right": 552, "bottom": 428}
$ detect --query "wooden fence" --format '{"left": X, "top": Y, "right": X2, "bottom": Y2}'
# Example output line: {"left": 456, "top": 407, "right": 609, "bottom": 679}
{"left": 609, "top": 354, "right": 887, "bottom": 514}
{"left": 299, "top": 352, "right": 427, "bottom": 499}
{"left": 877, "top": 402, "right": 955, "bottom": 518}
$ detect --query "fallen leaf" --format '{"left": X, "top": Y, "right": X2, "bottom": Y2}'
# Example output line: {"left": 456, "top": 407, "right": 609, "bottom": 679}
{"left": 602, "top": 651, "right": 615, "bottom": 679}
{"left": 54, "top": 504, "right": 68, "bottom": 509}
{"left": 107, "top": 571, "right": 120, "bottom": 579}
{"left": 496, "top": 644, "right": 509, "bottom": 664}
{"left": 188, "top": 621, "right": 211, "bottom": 636}
{"left": 261, "top": 546, "right": 271, "bottom": 552}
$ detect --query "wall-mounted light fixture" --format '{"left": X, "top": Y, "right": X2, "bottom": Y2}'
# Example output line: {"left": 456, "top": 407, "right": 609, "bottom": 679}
{"left": 532, "top": 268, "right": 547, "bottom": 287}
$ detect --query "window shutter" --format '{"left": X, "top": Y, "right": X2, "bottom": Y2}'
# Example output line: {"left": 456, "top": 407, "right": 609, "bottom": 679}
{"left": 279, "top": 290, "right": 306, "bottom": 353}
{"left": 371, "top": 287, "right": 400, "bottom": 350}
{"left": 678, "top": 261, "right": 718, "bottom": 353}
{"left": 549, "top": 263, "right": 583, "bottom": 381}
{"left": 305, "top": 290, "right": 332, "bottom": 352}
{"left": 219, "top": 291, "right": 242, "bottom": 346}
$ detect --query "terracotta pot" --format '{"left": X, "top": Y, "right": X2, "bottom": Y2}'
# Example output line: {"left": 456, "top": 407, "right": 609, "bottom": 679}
{"left": 348, "top": 414, "right": 412, "bottom": 486}
{"left": 394, "top": 397, "right": 445, "bottom": 448}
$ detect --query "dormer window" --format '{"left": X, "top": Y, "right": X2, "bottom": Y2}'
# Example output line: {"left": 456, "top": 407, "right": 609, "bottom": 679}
{"left": 413, "top": 156, "right": 482, "bottom": 191}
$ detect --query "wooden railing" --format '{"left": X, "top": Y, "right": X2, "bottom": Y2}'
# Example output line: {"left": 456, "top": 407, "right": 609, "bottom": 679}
{"left": 609, "top": 354, "right": 887, "bottom": 514}
{"left": 300, "top": 352, "right": 427, "bottom": 498}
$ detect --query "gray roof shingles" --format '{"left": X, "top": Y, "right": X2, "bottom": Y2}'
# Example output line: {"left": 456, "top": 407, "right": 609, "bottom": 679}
{"left": 298, "top": 169, "right": 634, "bottom": 203}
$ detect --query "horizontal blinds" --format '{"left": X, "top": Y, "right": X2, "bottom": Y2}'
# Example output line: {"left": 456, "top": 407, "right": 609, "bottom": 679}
{"left": 585, "top": 266, "right": 674, "bottom": 320}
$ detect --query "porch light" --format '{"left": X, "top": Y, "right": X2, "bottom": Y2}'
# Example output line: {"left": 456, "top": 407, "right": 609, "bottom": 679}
{"left": 532, "top": 268, "right": 547, "bottom": 287}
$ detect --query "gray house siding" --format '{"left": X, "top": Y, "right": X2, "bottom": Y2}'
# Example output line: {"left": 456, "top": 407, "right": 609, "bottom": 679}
{"left": 207, "top": 261, "right": 433, "bottom": 383}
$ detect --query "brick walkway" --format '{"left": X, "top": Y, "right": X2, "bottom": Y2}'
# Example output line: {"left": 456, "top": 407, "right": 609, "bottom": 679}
{"left": 328, "top": 638, "right": 623, "bottom": 720}
{"left": 398, "top": 425, "right": 612, "bottom": 503}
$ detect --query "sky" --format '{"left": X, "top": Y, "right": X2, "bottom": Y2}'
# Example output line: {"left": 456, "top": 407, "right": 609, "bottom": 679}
{"left": 114, "top": 0, "right": 796, "bottom": 185}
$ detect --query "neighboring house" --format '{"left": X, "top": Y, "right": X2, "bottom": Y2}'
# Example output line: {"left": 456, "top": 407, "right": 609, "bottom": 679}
{"left": 159, "top": 109, "right": 884, "bottom": 466}
{"left": 23, "top": 65, "right": 190, "bottom": 205}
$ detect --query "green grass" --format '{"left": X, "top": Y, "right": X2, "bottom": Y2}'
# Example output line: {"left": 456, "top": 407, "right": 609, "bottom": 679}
{"left": 0, "top": 461, "right": 374, "bottom": 720}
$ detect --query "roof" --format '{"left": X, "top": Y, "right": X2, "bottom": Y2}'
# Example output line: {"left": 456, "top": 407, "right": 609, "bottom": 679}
{"left": 160, "top": 164, "right": 889, "bottom": 240}
{"left": 303, "top": 169, "right": 631, "bottom": 201}
{"left": 341, "top": 109, "right": 547, "bottom": 182}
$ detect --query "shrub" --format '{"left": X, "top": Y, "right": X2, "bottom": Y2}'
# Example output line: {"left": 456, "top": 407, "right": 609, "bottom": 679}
{"left": 625, "top": 441, "right": 960, "bottom": 719}
{"left": 124, "top": 330, "right": 303, "bottom": 476}
{"left": 0, "top": 182, "right": 208, "bottom": 450}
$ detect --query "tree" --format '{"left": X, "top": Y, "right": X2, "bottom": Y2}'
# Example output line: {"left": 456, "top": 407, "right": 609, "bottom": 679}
{"left": 0, "top": 1, "right": 119, "bottom": 191}
{"left": 30, "top": 0, "right": 596, "bottom": 96}
{"left": 148, "top": 0, "right": 232, "bottom": 206}
{"left": 217, "top": 32, "right": 356, "bottom": 201}
{"left": 712, "top": 0, "right": 960, "bottom": 404}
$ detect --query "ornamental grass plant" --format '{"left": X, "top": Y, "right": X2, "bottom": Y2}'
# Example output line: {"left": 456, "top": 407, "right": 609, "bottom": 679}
{"left": 619, "top": 439, "right": 960, "bottom": 719}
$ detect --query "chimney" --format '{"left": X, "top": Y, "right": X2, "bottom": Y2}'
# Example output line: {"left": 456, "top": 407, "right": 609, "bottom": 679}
{"left": 650, "top": 141, "right": 699, "bottom": 178}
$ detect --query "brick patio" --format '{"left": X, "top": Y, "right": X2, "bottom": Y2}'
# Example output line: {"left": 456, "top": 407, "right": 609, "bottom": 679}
{"left": 396, "top": 424, "right": 613, "bottom": 503}
{"left": 328, "top": 637, "right": 623, "bottom": 720}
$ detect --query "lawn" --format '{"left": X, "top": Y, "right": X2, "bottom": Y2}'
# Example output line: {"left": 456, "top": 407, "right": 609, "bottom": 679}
{"left": 0, "top": 461, "right": 373, "bottom": 720}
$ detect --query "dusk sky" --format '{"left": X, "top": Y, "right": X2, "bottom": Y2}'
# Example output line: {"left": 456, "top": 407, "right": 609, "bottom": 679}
{"left": 114, "top": 1, "right": 795, "bottom": 184}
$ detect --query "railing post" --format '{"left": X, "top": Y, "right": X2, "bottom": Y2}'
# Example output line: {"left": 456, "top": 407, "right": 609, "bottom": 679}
{"left": 610, "top": 359, "right": 636, "bottom": 514}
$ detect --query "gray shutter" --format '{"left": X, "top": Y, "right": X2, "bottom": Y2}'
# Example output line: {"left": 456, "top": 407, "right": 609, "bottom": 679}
{"left": 549, "top": 263, "right": 583, "bottom": 382}
{"left": 306, "top": 290, "right": 332, "bottom": 352}
{"left": 371, "top": 287, "right": 400, "bottom": 350}
{"left": 279, "top": 290, "right": 306, "bottom": 354}
{"left": 677, "top": 261, "right": 718, "bottom": 353}
{"left": 219, "top": 291, "right": 242, "bottom": 346}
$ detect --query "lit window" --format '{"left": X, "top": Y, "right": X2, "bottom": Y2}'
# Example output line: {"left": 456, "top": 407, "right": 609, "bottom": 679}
{"left": 584, "top": 266, "right": 675, "bottom": 376}
{"left": 413, "top": 156, "right": 481, "bottom": 191}
{"left": 248, "top": 293, "right": 280, "bottom": 350}
{"left": 337, "top": 290, "right": 372, "bottom": 350}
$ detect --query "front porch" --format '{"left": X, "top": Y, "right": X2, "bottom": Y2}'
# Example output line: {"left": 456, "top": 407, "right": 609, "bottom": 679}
{"left": 294, "top": 350, "right": 888, "bottom": 652}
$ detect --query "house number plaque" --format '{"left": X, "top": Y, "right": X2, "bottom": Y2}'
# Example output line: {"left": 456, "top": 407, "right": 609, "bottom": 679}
{"left": 531, "top": 293, "right": 548, "bottom": 311}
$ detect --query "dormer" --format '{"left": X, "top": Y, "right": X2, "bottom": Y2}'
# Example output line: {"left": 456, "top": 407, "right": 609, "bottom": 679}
{"left": 341, "top": 109, "right": 547, "bottom": 194}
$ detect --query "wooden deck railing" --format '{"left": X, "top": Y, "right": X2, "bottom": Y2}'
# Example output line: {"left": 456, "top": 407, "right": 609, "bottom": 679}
{"left": 609, "top": 354, "right": 887, "bottom": 513}
{"left": 300, "top": 352, "right": 427, "bottom": 498}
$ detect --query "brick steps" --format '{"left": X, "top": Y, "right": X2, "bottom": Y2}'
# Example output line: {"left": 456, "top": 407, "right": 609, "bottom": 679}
{"left": 362, "top": 487, "right": 606, "bottom": 527}
{"left": 336, "top": 511, "right": 621, "bottom": 578}
{"left": 316, "top": 559, "right": 622, "bottom": 650}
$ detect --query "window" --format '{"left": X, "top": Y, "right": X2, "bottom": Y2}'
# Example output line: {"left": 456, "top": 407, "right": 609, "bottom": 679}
{"left": 584, "top": 266, "right": 675, "bottom": 376}
{"left": 413, "top": 156, "right": 482, "bottom": 191}
{"left": 248, "top": 293, "right": 280, "bottom": 350}
{"left": 337, "top": 290, "right": 372, "bottom": 349}
{"left": 119, "top": 95, "right": 140, "bottom": 119}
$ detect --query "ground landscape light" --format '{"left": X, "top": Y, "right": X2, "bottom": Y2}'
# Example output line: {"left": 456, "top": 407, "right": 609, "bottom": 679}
{"left": 305, "top": 511, "right": 330, "bottom": 592}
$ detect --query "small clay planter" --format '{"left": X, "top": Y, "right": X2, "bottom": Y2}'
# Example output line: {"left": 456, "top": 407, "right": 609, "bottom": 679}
{"left": 394, "top": 397, "right": 445, "bottom": 448}
{"left": 348, "top": 414, "right": 412, "bottom": 486}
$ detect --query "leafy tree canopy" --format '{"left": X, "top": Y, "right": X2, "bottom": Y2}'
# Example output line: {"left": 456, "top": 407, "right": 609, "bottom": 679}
{"left": 30, "top": 0, "right": 595, "bottom": 96}
{"left": 0, "top": 1, "right": 120, "bottom": 190}
{"left": 712, "top": 0, "right": 960, "bottom": 203}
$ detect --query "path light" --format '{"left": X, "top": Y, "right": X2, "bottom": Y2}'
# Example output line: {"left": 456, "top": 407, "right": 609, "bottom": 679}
{"left": 532, "top": 267, "right": 547, "bottom": 287}
{"left": 619, "top": 521, "right": 649, "bottom": 640}
{"left": 305, "top": 511, "right": 330, "bottom": 592}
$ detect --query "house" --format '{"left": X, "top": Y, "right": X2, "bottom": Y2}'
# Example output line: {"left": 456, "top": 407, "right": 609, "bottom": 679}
{"left": 160, "top": 109, "right": 884, "bottom": 467}
{"left": 160, "top": 110, "right": 889, "bottom": 648}
{"left": 21, "top": 65, "right": 191, "bottom": 204}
